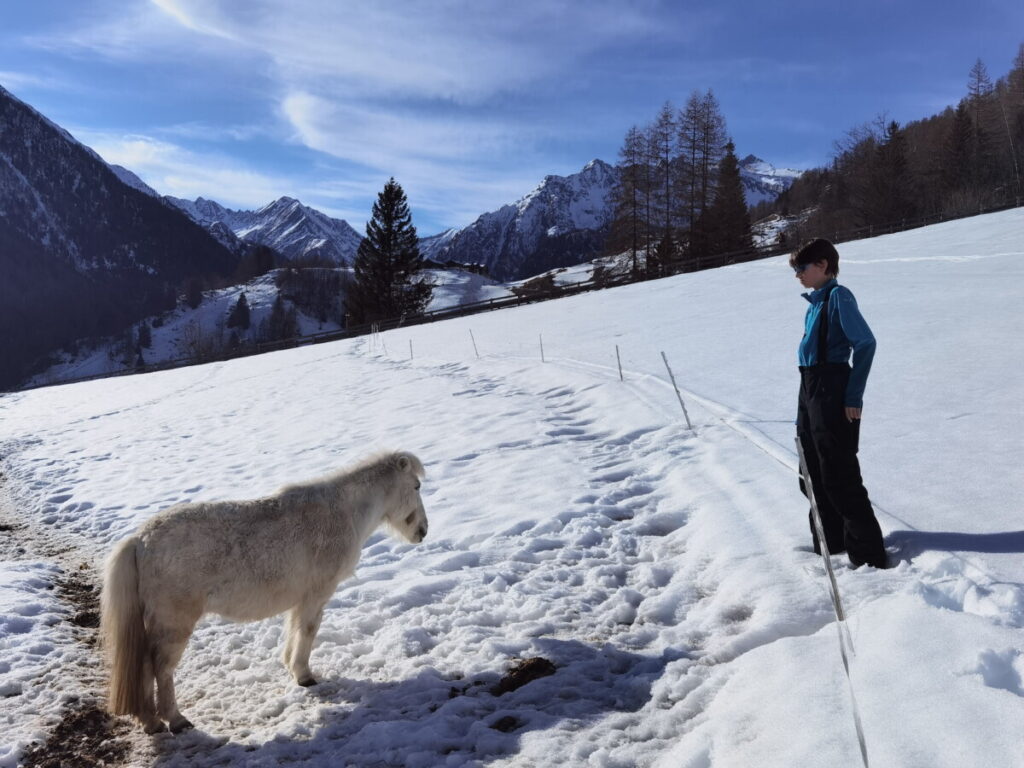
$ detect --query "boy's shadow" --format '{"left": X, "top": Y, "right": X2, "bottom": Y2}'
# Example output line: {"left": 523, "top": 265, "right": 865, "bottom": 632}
{"left": 151, "top": 638, "right": 691, "bottom": 767}
{"left": 888, "top": 529, "right": 1024, "bottom": 558}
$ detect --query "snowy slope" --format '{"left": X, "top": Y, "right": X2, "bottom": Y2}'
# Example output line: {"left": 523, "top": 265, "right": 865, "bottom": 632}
{"left": 28, "top": 267, "right": 513, "bottom": 386}
{"left": 1, "top": 208, "right": 1022, "bottom": 767}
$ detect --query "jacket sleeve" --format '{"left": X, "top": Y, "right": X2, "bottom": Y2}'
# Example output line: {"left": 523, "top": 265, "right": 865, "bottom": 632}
{"left": 835, "top": 287, "right": 875, "bottom": 408}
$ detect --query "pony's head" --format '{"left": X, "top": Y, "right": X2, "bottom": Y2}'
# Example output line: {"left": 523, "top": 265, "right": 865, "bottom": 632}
{"left": 383, "top": 452, "right": 428, "bottom": 544}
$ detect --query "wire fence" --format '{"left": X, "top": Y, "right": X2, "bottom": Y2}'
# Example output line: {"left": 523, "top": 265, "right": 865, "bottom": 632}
{"left": 14, "top": 195, "right": 1023, "bottom": 393}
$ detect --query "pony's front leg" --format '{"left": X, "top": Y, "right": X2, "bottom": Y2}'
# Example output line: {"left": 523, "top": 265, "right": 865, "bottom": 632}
{"left": 284, "top": 599, "right": 327, "bottom": 686}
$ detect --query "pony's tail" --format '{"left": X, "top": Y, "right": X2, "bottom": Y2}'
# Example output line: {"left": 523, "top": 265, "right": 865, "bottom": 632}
{"left": 100, "top": 536, "right": 150, "bottom": 718}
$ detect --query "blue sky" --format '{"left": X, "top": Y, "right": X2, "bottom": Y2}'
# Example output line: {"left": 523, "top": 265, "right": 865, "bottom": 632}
{"left": 2, "top": 1, "right": 1021, "bottom": 235}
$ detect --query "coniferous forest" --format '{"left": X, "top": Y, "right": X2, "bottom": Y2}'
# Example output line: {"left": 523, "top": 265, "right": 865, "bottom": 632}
{"left": 605, "top": 90, "right": 751, "bottom": 275}
{"left": 756, "top": 47, "right": 1024, "bottom": 241}
{"left": 607, "top": 45, "right": 1023, "bottom": 267}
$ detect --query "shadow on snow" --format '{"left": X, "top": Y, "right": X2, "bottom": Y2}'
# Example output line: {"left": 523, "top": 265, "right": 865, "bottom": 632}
{"left": 888, "top": 529, "right": 1024, "bottom": 557}
{"left": 150, "top": 638, "right": 691, "bottom": 767}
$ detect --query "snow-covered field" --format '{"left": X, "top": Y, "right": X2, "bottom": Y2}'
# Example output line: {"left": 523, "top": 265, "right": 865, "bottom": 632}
{"left": 1, "top": 208, "right": 1022, "bottom": 767}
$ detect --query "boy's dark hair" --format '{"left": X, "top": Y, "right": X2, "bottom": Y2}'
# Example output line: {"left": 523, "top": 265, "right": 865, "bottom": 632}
{"left": 790, "top": 238, "right": 840, "bottom": 277}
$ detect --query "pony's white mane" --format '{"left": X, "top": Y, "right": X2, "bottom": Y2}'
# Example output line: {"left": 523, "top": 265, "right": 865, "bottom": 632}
{"left": 278, "top": 450, "right": 425, "bottom": 497}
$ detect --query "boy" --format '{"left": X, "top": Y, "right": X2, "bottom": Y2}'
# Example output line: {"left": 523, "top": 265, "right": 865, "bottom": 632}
{"left": 791, "top": 238, "right": 886, "bottom": 569}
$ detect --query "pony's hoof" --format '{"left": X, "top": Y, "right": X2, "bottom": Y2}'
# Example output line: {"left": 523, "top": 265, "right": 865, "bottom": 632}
{"left": 297, "top": 676, "right": 318, "bottom": 687}
{"left": 169, "top": 717, "right": 194, "bottom": 734}
{"left": 143, "top": 720, "right": 168, "bottom": 735}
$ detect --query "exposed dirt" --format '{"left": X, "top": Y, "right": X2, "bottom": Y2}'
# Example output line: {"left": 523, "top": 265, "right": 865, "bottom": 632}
{"left": 57, "top": 565, "right": 103, "bottom": 636}
{"left": 490, "top": 656, "right": 557, "bottom": 697}
{"left": 0, "top": 473, "right": 135, "bottom": 766}
{"left": 19, "top": 703, "right": 132, "bottom": 768}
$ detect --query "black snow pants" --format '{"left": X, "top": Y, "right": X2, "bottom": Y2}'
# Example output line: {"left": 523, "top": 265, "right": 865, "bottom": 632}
{"left": 796, "top": 363, "right": 886, "bottom": 568}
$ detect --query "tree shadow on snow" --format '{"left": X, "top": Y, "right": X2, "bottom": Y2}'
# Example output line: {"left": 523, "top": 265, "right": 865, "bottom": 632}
{"left": 888, "top": 529, "right": 1024, "bottom": 558}
{"left": 150, "top": 638, "right": 691, "bottom": 767}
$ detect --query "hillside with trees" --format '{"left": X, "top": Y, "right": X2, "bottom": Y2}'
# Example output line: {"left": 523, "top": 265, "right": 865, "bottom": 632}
{"left": 756, "top": 46, "right": 1024, "bottom": 241}
{"left": 606, "top": 90, "right": 754, "bottom": 275}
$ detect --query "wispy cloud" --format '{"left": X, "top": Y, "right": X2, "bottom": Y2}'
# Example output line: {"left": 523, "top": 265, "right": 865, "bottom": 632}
{"left": 152, "top": 0, "right": 674, "bottom": 102}
{"left": 0, "top": 70, "right": 69, "bottom": 91}
{"left": 26, "top": 0, "right": 676, "bottom": 228}
{"left": 76, "top": 131, "right": 296, "bottom": 209}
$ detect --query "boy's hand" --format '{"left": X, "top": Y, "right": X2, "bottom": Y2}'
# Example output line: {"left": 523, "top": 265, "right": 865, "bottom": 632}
{"left": 845, "top": 407, "right": 862, "bottom": 421}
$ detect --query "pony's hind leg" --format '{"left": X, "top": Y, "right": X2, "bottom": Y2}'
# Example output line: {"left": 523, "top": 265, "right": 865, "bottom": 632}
{"left": 285, "top": 597, "right": 328, "bottom": 686}
{"left": 138, "top": 653, "right": 166, "bottom": 734}
{"left": 150, "top": 614, "right": 199, "bottom": 733}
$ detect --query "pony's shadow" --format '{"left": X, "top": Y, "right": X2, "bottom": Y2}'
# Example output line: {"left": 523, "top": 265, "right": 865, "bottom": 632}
{"left": 888, "top": 529, "right": 1024, "bottom": 558}
{"left": 151, "top": 638, "right": 690, "bottom": 767}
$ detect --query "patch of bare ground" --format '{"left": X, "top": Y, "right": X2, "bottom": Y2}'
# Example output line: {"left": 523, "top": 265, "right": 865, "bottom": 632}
{"left": 19, "top": 702, "right": 132, "bottom": 768}
{"left": 0, "top": 473, "right": 136, "bottom": 766}
{"left": 491, "top": 656, "right": 557, "bottom": 697}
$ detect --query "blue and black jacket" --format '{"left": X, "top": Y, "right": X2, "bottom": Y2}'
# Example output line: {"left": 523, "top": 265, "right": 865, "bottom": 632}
{"left": 798, "top": 278, "right": 876, "bottom": 408}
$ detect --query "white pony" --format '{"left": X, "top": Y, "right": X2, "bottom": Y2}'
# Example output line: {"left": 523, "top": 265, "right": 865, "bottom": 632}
{"left": 99, "top": 451, "right": 428, "bottom": 733}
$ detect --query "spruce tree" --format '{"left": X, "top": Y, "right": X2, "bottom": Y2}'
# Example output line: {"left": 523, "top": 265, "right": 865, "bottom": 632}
{"left": 702, "top": 140, "right": 753, "bottom": 256}
{"left": 346, "top": 178, "right": 432, "bottom": 326}
{"left": 227, "top": 292, "right": 251, "bottom": 330}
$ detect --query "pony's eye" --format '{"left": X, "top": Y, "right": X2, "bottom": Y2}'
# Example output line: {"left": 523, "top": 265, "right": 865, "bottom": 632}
{"left": 414, "top": 481, "right": 421, "bottom": 491}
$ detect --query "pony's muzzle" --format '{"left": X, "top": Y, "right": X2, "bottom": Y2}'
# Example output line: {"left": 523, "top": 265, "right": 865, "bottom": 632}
{"left": 414, "top": 524, "right": 427, "bottom": 543}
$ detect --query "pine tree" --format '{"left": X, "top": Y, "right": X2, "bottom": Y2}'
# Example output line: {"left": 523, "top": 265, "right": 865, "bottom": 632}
{"left": 944, "top": 101, "right": 973, "bottom": 193}
{"left": 346, "top": 178, "right": 432, "bottom": 326}
{"left": 683, "top": 90, "right": 728, "bottom": 261}
{"left": 869, "top": 121, "right": 916, "bottom": 223}
{"left": 184, "top": 277, "right": 203, "bottom": 310}
{"left": 651, "top": 101, "right": 677, "bottom": 237}
{"left": 677, "top": 91, "right": 702, "bottom": 235}
{"left": 650, "top": 232, "right": 677, "bottom": 278}
{"left": 607, "top": 125, "right": 646, "bottom": 274}
{"left": 702, "top": 140, "right": 753, "bottom": 255}
{"left": 137, "top": 321, "right": 152, "bottom": 349}
{"left": 966, "top": 58, "right": 1000, "bottom": 189}
{"left": 227, "top": 292, "right": 251, "bottom": 330}
{"left": 266, "top": 294, "right": 288, "bottom": 341}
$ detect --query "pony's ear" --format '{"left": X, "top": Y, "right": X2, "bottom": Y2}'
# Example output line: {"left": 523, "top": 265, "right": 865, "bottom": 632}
{"left": 396, "top": 455, "right": 411, "bottom": 473}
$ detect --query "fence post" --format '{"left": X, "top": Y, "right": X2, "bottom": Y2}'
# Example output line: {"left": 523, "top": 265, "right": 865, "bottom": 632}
{"left": 615, "top": 344, "right": 624, "bottom": 382}
{"left": 409, "top": 340, "right": 413, "bottom": 360}
{"left": 539, "top": 334, "right": 545, "bottom": 363}
{"left": 660, "top": 351, "right": 694, "bottom": 432}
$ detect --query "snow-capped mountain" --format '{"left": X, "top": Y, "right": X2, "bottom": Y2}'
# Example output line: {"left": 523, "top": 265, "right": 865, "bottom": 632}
{"left": 167, "top": 195, "right": 363, "bottom": 265}
{"left": 424, "top": 159, "right": 618, "bottom": 281}
{"left": 419, "top": 227, "right": 461, "bottom": 262}
{"left": 739, "top": 155, "right": 802, "bottom": 207}
{"left": 0, "top": 84, "right": 238, "bottom": 389}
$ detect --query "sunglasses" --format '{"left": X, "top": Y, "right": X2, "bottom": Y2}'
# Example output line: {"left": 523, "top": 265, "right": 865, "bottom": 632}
{"left": 792, "top": 263, "right": 812, "bottom": 275}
